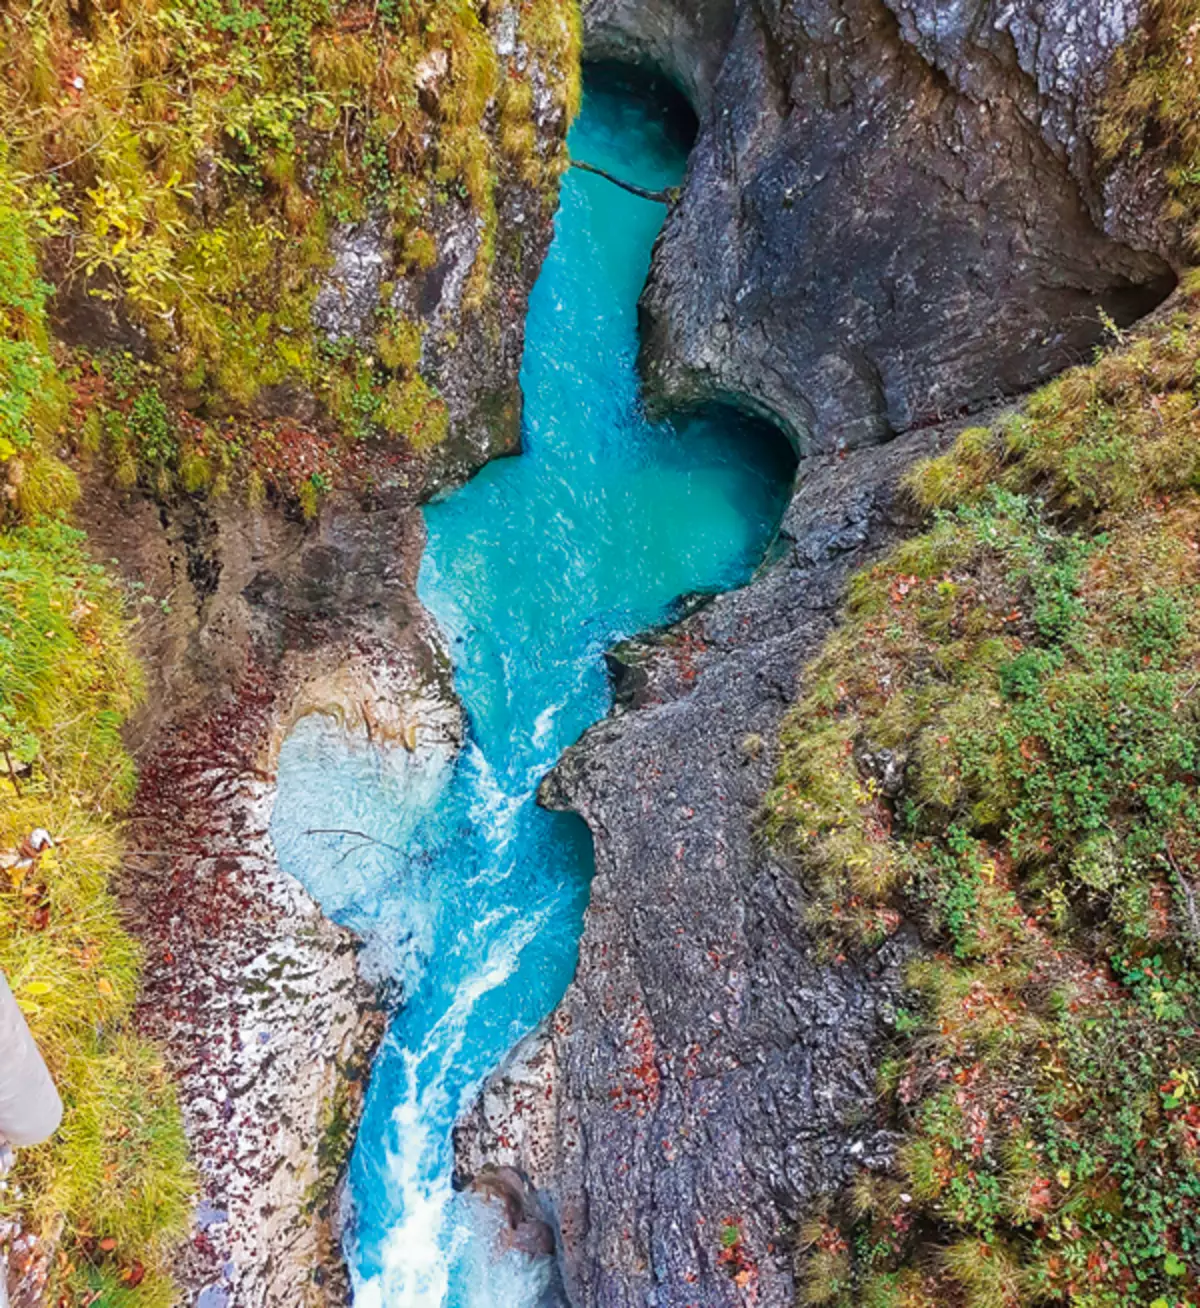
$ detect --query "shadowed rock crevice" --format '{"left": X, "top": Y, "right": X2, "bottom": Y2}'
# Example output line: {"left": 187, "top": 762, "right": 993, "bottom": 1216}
{"left": 587, "top": 0, "right": 1178, "bottom": 454}
{"left": 583, "top": 0, "right": 738, "bottom": 113}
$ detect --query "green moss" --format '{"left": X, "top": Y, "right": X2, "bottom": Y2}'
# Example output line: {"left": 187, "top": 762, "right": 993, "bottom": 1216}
{"left": 178, "top": 446, "right": 215, "bottom": 494}
{"left": 380, "top": 374, "right": 449, "bottom": 452}
{"left": 521, "top": 0, "right": 583, "bottom": 121}
{"left": 499, "top": 76, "right": 542, "bottom": 184}
{"left": 400, "top": 227, "right": 439, "bottom": 273}
{"left": 768, "top": 50, "right": 1200, "bottom": 1289}
{"left": 1098, "top": 0, "right": 1200, "bottom": 252}
{"left": 376, "top": 317, "right": 423, "bottom": 373}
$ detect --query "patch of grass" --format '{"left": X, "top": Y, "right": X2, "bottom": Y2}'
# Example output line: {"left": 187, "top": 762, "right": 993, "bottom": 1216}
{"left": 1099, "top": 0, "right": 1200, "bottom": 253}
{"left": 380, "top": 374, "right": 450, "bottom": 452}
{"left": 768, "top": 82, "right": 1200, "bottom": 1302}
{"left": 376, "top": 317, "right": 424, "bottom": 374}
{"left": 0, "top": 168, "right": 194, "bottom": 1305}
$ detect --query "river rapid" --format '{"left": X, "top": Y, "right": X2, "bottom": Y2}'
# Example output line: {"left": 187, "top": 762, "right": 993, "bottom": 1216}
{"left": 271, "top": 68, "right": 794, "bottom": 1308}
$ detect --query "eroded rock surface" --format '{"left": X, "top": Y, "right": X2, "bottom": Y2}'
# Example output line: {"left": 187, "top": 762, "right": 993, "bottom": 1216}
{"left": 462, "top": 425, "right": 970, "bottom": 1307}
{"left": 129, "top": 644, "right": 457, "bottom": 1308}
{"left": 449, "top": 13, "right": 1189, "bottom": 1302}
{"left": 88, "top": 484, "right": 464, "bottom": 1307}
{"left": 589, "top": 0, "right": 1177, "bottom": 450}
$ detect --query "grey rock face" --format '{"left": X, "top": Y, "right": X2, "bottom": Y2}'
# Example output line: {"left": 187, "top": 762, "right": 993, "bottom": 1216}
{"left": 452, "top": 10, "right": 1186, "bottom": 1305}
{"left": 584, "top": 0, "right": 738, "bottom": 111}
{"left": 312, "top": 214, "right": 393, "bottom": 343}
{"left": 461, "top": 426, "right": 966, "bottom": 1307}
{"left": 590, "top": 0, "right": 1175, "bottom": 452}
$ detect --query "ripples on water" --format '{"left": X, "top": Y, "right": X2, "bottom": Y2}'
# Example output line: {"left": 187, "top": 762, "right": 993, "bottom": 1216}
{"left": 271, "top": 68, "right": 795, "bottom": 1308}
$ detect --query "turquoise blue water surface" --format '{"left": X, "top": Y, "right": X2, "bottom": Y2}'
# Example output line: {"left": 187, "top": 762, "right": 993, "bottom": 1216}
{"left": 271, "top": 72, "right": 794, "bottom": 1308}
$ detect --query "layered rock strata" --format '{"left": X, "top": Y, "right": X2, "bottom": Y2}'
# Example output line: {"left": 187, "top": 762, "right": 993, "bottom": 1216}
{"left": 592, "top": 0, "right": 1177, "bottom": 451}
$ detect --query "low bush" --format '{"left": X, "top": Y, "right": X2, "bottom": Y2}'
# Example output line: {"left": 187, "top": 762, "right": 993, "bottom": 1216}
{"left": 0, "top": 163, "right": 193, "bottom": 1306}
{"left": 770, "top": 11, "right": 1200, "bottom": 1293}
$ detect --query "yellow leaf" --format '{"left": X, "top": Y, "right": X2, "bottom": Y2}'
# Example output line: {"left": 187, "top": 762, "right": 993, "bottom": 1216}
{"left": 97, "top": 978, "right": 114, "bottom": 996}
{"left": 22, "top": 981, "right": 52, "bottom": 996}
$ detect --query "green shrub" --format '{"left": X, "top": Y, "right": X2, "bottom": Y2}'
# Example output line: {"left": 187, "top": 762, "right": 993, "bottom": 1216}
{"left": 769, "top": 255, "right": 1200, "bottom": 1308}
{"left": 0, "top": 156, "right": 193, "bottom": 1305}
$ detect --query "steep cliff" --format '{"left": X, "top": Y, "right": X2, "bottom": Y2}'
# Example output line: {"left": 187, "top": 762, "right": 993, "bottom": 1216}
{"left": 457, "top": 4, "right": 1195, "bottom": 1306}
{"left": 594, "top": 0, "right": 1177, "bottom": 451}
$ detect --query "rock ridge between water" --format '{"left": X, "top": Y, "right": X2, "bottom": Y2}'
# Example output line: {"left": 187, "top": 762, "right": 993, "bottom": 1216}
{"left": 455, "top": 421, "right": 958, "bottom": 1308}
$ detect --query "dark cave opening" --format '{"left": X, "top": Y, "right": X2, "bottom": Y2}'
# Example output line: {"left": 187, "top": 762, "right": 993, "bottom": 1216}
{"left": 582, "top": 59, "right": 700, "bottom": 155}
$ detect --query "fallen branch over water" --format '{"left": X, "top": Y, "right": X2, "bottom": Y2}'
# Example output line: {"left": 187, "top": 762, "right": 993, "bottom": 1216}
{"left": 569, "top": 158, "right": 675, "bottom": 205}
{"left": 304, "top": 827, "right": 407, "bottom": 860}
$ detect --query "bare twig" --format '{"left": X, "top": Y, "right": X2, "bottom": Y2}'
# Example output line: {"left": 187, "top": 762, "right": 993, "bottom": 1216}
{"left": 569, "top": 158, "right": 674, "bottom": 205}
{"left": 2, "top": 747, "right": 22, "bottom": 798}
{"left": 304, "top": 827, "right": 406, "bottom": 857}
{"left": 1165, "top": 838, "right": 1200, "bottom": 950}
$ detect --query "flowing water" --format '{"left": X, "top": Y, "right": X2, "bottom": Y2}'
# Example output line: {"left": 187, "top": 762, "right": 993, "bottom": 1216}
{"left": 271, "top": 69, "right": 794, "bottom": 1308}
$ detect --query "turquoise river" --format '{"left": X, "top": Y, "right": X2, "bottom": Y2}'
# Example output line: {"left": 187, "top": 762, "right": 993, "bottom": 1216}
{"left": 271, "top": 70, "right": 795, "bottom": 1308}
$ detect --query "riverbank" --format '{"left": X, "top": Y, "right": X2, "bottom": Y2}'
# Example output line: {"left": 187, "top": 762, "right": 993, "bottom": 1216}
{"left": 0, "top": 0, "right": 579, "bottom": 1300}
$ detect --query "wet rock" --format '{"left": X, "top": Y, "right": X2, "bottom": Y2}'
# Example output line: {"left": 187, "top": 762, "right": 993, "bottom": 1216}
{"left": 465, "top": 423, "right": 960, "bottom": 1307}
{"left": 455, "top": 1024, "right": 562, "bottom": 1189}
{"left": 585, "top": 0, "right": 1178, "bottom": 451}
{"left": 312, "top": 215, "right": 393, "bottom": 343}
{"left": 469, "top": 1166, "right": 557, "bottom": 1257}
{"left": 855, "top": 743, "right": 907, "bottom": 799}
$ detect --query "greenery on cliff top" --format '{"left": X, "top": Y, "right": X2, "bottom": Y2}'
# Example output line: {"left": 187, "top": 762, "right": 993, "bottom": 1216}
{"left": 0, "top": 170, "right": 192, "bottom": 1307}
{"left": 0, "top": 0, "right": 580, "bottom": 511}
{"left": 0, "top": 0, "right": 581, "bottom": 1301}
{"left": 769, "top": 6, "right": 1200, "bottom": 1304}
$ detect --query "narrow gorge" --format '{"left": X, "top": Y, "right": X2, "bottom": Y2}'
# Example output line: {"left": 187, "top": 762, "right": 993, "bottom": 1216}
{"left": 2, "top": 2, "right": 1199, "bottom": 1308}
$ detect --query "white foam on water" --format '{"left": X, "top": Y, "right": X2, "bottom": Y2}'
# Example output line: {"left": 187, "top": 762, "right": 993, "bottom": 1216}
{"left": 530, "top": 702, "right": 558, "bottom": 750}
{"left": 460, "top": 747, "right": 529, "bottom": 872}
{"left": 355, "top": 910, "right": 550, "bottom": 1308}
